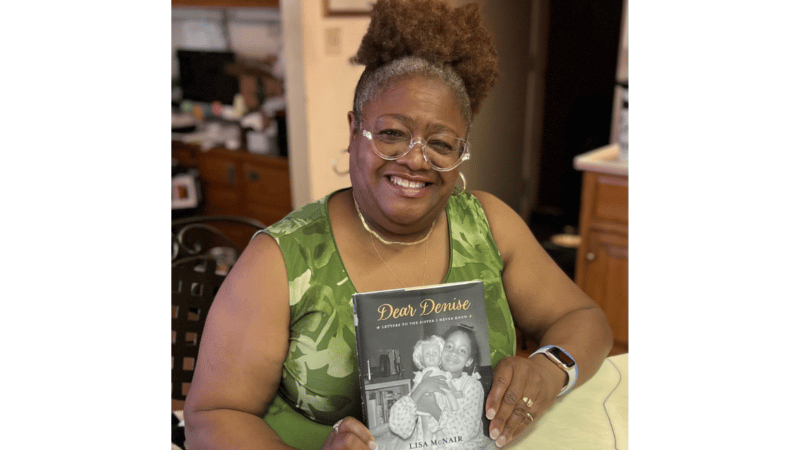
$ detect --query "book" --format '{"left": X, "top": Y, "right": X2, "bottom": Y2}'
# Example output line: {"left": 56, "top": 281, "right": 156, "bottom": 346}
{"left": 352, "top": 281, "right": 493, "bottom": 449}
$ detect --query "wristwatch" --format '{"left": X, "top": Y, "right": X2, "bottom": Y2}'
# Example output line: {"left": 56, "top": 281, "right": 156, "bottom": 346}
{"left": 530, "top": 345, "right": 578, "bottom": 396}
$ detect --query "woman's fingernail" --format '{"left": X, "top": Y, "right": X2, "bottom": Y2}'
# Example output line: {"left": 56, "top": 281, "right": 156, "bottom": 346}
{"left": 369, "top": 440, "right": 378, "bottom": 450}
{"left": 496, "top": 435, "right": 507, "bottom": 448}
{"left": 490, "top": 428, "right": 500, "bottom": 440}
{"left": 487, "top": 408, "right": 496, "bottom": 420}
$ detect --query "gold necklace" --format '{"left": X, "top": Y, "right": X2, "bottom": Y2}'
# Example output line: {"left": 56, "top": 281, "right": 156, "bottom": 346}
{"left": 352, "top": 192, "right": 436, "bottom": 246}
{"left": 369, "top": 232, "right": 429, "bottom": 288}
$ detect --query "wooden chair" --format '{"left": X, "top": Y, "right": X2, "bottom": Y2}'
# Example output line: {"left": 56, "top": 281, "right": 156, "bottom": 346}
{"left": 171, "top": 215, "right": 266, "bottom": 410}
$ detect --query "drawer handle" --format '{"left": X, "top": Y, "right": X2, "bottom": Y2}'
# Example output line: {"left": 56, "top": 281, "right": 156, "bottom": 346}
{"left": 586, "top": 252, "right": 596, "bottom": 261}
{"left": 247, "top": 171, "right": 260, "bottom": 182}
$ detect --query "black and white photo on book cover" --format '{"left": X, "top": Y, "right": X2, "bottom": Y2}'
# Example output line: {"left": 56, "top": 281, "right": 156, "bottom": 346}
{"left": 352, "top": 280, "right": 495, "bottom": 450}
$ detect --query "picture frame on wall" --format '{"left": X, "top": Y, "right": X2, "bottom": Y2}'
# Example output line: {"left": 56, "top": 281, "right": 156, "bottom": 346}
{"left": 324, "top": 0, "right": 373, "bottom": 16}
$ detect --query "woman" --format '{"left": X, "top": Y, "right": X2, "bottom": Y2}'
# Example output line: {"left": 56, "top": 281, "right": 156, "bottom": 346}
{"left": 184, "top": 1, "right": 613, "bottom": 449}
{"left": 386, "top": 325, "right": 489, "bottom": 449}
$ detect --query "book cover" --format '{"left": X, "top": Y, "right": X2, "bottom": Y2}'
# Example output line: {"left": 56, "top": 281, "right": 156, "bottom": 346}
{"left": 352, "top": 281, "right": 494, "bottom": 450}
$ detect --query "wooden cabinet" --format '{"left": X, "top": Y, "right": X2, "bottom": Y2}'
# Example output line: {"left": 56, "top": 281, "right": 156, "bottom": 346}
{"left": 173, "top": 141, "right": 293, "bottom": 244}
{"left": 574, "top": 145, "right": 628, "bottom": 354}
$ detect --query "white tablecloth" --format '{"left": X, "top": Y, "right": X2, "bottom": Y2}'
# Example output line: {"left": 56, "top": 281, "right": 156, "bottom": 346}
{"left": 506, "top": 353, "right": 628, "bottom": 449}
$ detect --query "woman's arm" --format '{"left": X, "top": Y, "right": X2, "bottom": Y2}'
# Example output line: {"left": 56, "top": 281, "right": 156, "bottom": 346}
{"left": 183, "top": 233, "right": 294, "bottom": 449}
{"left": 184, "top": 234, "right": 376, "bottom": 450}
{"left": 472, "top": 191, "right": 613, "bottom": 446}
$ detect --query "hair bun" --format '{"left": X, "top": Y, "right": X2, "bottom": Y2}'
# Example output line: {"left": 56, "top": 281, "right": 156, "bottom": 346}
{"left": 352, "top": 0, "right": 499, "bottom": 114}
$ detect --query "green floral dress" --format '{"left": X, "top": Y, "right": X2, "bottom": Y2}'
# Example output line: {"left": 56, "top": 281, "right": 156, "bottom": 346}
{"left": 256, "top": 189, "right": 516, "bottom": 450}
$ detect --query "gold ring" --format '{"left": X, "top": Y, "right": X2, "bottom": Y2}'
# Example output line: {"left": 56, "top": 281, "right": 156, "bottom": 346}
{"left": 525, "top": 412, "right": 534, "bottom": 422}
{"left": 521, "top": 396, "right": 533, "bottom": 408}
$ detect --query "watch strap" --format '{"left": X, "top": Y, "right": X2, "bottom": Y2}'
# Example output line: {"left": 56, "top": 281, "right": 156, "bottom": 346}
{"left": 529, "top": 345, "right": 578, "bottom": 396}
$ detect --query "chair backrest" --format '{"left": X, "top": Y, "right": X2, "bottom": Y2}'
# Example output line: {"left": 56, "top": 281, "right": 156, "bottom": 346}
{"left": 171, "top": 215, "right": 266, "bottom": 402}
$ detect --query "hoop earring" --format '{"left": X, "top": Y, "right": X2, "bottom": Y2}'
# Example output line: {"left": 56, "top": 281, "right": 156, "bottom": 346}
{"left": 454, "top": 172, "right": 467, "bottom": 194}
{"left": 331, "top": 148, "right": 349, "bottom": 176}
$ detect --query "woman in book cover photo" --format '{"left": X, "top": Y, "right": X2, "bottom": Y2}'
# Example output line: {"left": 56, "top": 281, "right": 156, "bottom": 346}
{"left": 183, "top": 1, "right": 613, "bottom": 450}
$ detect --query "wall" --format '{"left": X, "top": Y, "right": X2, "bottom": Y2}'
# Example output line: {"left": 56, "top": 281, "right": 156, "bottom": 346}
{"left": 458, "top": 0, "right": 533, "bottom": 213}
{"left": 281, "top": 0, "right": 369, "bottom": 206}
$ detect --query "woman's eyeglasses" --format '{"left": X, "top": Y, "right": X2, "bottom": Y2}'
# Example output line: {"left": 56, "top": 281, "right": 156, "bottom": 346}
{"left": 361, "top": 128, "right": 470, "bottom": 172}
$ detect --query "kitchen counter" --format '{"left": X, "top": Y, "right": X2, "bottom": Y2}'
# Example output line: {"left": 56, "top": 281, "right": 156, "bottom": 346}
{"left": 573, "top": 143, "right": 628, "bottom": 176}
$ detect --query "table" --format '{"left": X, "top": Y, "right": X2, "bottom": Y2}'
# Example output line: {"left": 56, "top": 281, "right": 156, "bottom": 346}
{"left": 508, "top": 353, "right": 628, "bottom": 449}
{"left": 172, "top": 354, "right": 628, "bottom": 450}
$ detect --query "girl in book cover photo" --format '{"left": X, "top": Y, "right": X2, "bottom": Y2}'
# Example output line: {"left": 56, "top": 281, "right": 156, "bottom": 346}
{"left": 375, "top": 324, "right": 491, "bottom": 449}
{"left": 183, "top": 1, "right": 613, "bottom": 449}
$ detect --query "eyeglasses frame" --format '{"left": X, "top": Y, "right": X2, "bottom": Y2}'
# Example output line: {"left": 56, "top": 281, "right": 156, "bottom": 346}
{"left": 360, "top": 128, "right": 470, "bottom": 172}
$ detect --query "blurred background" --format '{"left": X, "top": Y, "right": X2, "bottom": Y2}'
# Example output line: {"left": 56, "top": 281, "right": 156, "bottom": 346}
{"left": 171, "top": 0, "right": 628, "bottom": 354}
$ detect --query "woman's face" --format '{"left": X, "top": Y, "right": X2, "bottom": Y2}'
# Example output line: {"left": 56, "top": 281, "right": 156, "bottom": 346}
{"left": 347, "top": 75, "right": 467, "bottom": 235}
{"left": 441, "top": 330, "right": 474, "bottom": 375}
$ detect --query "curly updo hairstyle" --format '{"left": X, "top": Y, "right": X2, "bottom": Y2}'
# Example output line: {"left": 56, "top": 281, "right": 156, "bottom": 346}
{"left": 351, "top": 0, "right": 499, "bottom": 130}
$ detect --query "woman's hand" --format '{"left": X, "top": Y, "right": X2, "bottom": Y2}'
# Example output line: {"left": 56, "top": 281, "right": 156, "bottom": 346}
{"left": 321, "top": 417, "right": 377, "bottom": 450}
{"left": 484, "top": 355, "right": 566, "bottom": 448}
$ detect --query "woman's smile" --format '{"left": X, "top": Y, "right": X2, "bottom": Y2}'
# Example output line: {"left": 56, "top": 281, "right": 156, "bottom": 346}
{"left": 389, "top": 175, "right": 427, "bottom": 189}
{"left": 386, "top": 174, "right": 434, "bottom": 198}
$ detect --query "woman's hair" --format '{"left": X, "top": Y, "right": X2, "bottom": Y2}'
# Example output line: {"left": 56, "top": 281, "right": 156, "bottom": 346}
{"left": 412, "top": 334, "right": 445, "bottom": 370}
{"left": 351, "top": 0, "right": 499, "bottom": 128}
{"left": 442, "top": 324, "right": 481, "bottom": 374}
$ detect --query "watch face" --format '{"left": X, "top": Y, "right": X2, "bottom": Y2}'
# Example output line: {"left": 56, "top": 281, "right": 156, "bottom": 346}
{"left": 550, "top": 347, "right": 576, "bottom": 367}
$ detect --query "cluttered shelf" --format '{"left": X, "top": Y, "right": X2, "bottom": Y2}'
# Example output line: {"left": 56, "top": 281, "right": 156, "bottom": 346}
{"left": 171, "top": 0, "right": 290, "bottom": 237}
{"left": 172, "top": 141, "right": 292, "bottom": 247}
